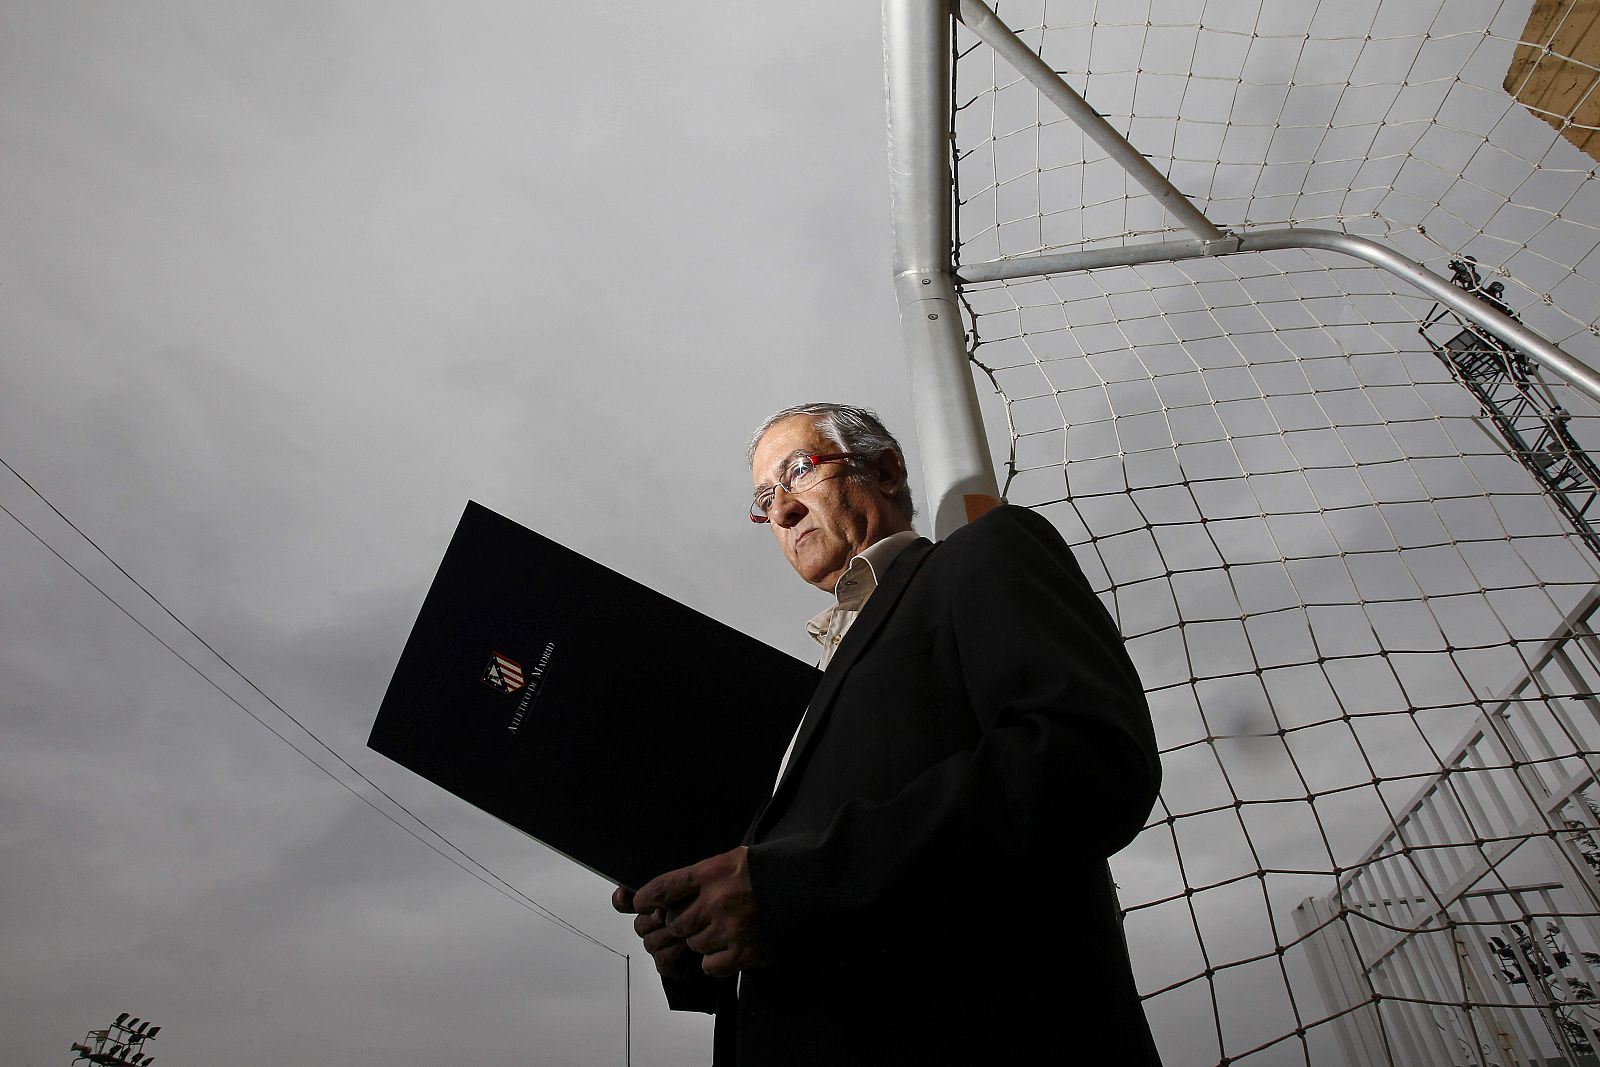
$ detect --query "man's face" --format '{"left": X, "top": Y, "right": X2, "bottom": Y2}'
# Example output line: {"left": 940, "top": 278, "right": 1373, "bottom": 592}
{"left": 750, "top": 415, "right": 910, "bottom": 592}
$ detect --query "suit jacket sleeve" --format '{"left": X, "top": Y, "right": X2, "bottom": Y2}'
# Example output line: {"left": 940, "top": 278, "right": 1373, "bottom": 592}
{"left": 660, "top": 973, "right": 731, "bottom": 1014}
{"left": 746, "top": 506, "right": 1161, "bottom": 962}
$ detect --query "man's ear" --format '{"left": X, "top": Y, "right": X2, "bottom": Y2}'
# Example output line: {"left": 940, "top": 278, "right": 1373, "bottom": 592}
{"left": 875, "top": 449, "right": 906, "bottom": 497}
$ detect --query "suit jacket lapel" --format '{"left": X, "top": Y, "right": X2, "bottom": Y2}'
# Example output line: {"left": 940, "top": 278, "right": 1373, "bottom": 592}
{"left": 748, "top": 536, "right": 936, "bottom": 839}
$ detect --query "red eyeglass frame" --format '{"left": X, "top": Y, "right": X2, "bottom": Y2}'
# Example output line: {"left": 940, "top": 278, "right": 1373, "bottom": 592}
{"left": 749, "top": 452, "right": 862, "bottom": 523}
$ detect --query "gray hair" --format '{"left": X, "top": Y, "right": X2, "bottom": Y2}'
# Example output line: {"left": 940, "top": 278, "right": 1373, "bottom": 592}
{"left": 747, "top": 402, "right": 915, "bottom": 521}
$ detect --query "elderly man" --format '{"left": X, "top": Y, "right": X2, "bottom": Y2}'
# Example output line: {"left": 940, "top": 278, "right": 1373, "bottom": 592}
{"left": 613, "top": 402, "right": 1162, "bottom": 1064}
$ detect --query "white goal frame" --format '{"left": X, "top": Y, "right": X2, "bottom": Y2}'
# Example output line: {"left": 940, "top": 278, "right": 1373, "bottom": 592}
{"left": 882, "top": 0, "right": 1600, "bottom": 541}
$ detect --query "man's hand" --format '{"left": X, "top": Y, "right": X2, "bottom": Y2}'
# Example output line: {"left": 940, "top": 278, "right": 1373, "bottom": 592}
{"left": 611, "top": 885, "right": 703, "bottom": 981}
{"left": 632, "top": 845, "right": 765, "bottom": 978}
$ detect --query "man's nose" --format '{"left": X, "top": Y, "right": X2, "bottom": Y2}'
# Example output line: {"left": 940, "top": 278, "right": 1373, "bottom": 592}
{"left": 770, "top": 487, "right": 807, "bottom": 527}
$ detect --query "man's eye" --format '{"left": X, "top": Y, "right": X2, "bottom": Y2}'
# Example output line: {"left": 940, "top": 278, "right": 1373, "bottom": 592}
{"left": 758, "top": 492, "right": 775, "bottom": 511}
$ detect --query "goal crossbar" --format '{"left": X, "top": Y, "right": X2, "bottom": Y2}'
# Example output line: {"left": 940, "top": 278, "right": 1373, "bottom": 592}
{"left": 960, "top": 227, "right": 1600, "bottom": 405}
{"left": 887, "top": 0, "right": 1600, "bottom": 474}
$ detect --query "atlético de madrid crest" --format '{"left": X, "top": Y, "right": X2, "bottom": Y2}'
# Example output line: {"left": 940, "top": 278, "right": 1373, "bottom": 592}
{"left": 481, "top": 651, "right": 525, "bottom": 693}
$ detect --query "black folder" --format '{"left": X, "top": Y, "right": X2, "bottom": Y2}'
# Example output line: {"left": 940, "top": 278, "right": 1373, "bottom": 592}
{"left": 368, "top": 501, "right": 819, "bottom": 890}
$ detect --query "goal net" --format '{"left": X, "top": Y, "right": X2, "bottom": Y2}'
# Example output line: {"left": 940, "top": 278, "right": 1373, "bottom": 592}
{"left": 936, "top": 1, "right": 1600, "bottom": 1064}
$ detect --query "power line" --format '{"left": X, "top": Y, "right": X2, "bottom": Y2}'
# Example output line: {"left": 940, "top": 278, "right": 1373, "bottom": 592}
{"left": 0, "top": 454, "right": 623, "bottom": 958}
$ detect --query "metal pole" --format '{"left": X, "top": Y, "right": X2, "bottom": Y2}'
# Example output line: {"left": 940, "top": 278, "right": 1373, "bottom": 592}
{"left": 625, "top": 954, "right": 632, "bottom": 1067}
{"left": 954, "top": 0, "right": 1227, "bottom": 245}
{"left": 958, "top": 236, "right": 1221, "bottom": 281}
{"left": 956, "top": 227, "right": 1600, "bottom": 406}
{"left": 885, "top": 0, "right": 1001, "bottom": 539}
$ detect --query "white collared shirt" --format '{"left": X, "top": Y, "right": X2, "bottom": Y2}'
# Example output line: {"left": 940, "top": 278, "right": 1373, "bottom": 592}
{"left": 739, "top": 529, "right": 920, "bottom": 995}
{"left": 774, "top": 529, "right": 920, "bottom": 788}
{"left": 804, "top": 529, "right": 921, "bottom": 669}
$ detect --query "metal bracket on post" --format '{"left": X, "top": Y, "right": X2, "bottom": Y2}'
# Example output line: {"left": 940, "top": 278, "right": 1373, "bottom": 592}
{"left": 1203, "top": 231, "right": 1242, "bottom": 256}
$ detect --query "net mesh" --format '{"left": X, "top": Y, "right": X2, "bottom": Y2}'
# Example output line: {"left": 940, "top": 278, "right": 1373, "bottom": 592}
{"left": 950, "top": 2, "right": 1600, "bottom": 1063}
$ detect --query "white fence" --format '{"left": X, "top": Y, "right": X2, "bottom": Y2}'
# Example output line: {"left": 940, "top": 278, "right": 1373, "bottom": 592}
{"left": 1298, "top": 588, "right": 1600, "bottom": 1067}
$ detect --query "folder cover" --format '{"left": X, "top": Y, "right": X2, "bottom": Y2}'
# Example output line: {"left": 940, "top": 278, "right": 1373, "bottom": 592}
{"left": 369, "top": 501, "right": 819, "bottom": 890}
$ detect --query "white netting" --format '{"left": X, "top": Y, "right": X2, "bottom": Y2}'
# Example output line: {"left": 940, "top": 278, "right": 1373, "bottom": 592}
{"left": 951, "top": 2, "right": 1600, "bottom": 1064}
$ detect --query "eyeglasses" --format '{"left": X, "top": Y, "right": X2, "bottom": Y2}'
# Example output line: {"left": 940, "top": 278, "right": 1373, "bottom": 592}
{"left": 749, "top": 452, "right": 863, "bottom": 522}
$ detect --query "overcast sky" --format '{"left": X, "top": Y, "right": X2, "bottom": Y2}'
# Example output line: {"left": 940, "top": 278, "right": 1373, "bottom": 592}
{"left": 12, "top": 1, "right": 1600, "bottom": 1066}
{"left": 0, "top": 4, "right": 925, "bottom": 1064}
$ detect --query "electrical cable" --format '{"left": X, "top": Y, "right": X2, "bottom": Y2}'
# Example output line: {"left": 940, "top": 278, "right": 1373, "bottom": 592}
{"left": 0, "top": 455, "right": 623, "bottom": 957}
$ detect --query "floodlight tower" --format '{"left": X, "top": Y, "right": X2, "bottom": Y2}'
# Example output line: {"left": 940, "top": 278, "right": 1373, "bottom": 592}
{"left": 1419, "top": 258, "right": 1600, "bottom": 560}
{"left": 68, "top": 1013, "right": 162, "bottom": 1066}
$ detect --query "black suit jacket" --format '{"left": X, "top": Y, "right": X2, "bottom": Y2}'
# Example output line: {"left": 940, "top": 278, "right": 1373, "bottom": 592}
{"left": 669, "top": 505, "right": 1163, "bottom": 1065}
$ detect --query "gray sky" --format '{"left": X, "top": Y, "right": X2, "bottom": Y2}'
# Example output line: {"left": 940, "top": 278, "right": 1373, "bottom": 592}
{"left": 12, "top": 1, "right": 1600, "bottom": 1065}
{"left": 1, "top": 3, "right": 919, "bottom": 1064}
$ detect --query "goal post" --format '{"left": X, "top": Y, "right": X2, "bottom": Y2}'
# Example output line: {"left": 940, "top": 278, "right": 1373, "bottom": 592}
{"left": 884, "top": 0, "right": 1001, "bottom": 540}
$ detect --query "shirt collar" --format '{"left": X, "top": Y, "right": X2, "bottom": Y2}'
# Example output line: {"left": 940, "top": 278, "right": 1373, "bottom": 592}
{"left": 835, "top": 529, "right": 919, "bottom": 606}
{"left": 805, "top": 529, "right": 920, "bottom": 641}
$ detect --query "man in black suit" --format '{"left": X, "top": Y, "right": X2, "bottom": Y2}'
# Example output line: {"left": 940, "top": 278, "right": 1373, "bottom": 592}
{"left": 613, "top": 403, "right": 1162, "bottom": 1064}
